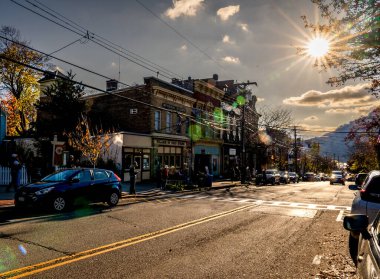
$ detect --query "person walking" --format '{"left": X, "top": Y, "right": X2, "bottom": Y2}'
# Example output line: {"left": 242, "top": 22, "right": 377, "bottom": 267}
{"left": 129, "top": 161, "right": 139, "bottom": 195}
{"left": 161, "top": 165, "right": 169, "bottom": 190}
{"left": 7, "top": 154, "right": 22, "bottom": 192}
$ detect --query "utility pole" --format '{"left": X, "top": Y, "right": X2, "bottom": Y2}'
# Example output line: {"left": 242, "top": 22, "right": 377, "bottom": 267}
{"left": 294, "top": 126, "right": 298, "bottom": 174}
{"left": 237, "top": 81, "right": 257, "bottom": 184}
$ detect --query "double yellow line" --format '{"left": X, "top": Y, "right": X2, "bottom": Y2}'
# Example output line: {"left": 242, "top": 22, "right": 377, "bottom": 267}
{"left": 1, "top": 204, "right": 256, "bottom": 278}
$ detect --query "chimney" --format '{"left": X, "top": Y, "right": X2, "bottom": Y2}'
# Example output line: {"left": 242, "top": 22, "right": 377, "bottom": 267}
{"left": 212, "top": 74, "right": 218, "bottom": 81}
{"left": 106, "top": 79, "right": 118, "bottom": 91}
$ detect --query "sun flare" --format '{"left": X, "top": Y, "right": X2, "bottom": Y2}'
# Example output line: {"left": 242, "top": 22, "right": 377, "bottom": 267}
{"left": 307, "top": 37, "right": 330, "bottom": 58}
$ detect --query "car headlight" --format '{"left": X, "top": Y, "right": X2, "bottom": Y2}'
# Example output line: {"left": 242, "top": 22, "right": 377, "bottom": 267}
{"left": 35, "top": 187, "right": 55, "bottom": 196}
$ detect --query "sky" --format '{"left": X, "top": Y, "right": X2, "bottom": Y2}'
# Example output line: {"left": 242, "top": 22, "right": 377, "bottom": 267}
{"left": 1, "top": 0, "right": 379, "bottom": 139}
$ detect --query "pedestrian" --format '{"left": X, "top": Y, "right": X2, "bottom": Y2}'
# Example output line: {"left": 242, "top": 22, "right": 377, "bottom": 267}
{"left": 155, "top": 162, "right": 161, "bottom": 188}
{"left": 129, "top": 161, "right": 139, "bottom": 195}
{"left": 161, "top": 165, "right": 169, "bottom": 190}
{"left": 6, "top": 154, "right": 22, "bottom": 192}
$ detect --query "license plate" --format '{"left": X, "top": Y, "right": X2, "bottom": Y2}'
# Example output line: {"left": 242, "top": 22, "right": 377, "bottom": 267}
{"left": 18, "top": 197, "right": 25, "bottom": 202}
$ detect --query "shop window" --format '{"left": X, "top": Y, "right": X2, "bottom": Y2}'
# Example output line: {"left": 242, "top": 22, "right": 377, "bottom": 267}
{"left": 124, "top": 154, "right": 132, "bottom": 169}
{"left": 170, "top": 155, "right": 175, "bottom": 167}
{"left": 164, "top": 155, "right": 169, "bottom": 166}
{"left": 143, "top": 155, "right": 150, "bottom": 170}
{"left": 155, "top": 111, "right": 161, "bottom": 131}
{"left": 175, "top": 156, "right": 181, "bottom": 167}
{"left": 166, "top": 112, "right": 172, "bottom": 133}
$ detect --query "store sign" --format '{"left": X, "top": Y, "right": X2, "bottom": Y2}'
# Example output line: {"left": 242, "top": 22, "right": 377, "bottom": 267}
{"left": 162, "top": 103, "right": 186, "bottom": 113}
{"left": 229, "top": 148, "right": 236, "bottom": 155}
{"left": 155, "top": 139, "right": 186, "bottom": 146}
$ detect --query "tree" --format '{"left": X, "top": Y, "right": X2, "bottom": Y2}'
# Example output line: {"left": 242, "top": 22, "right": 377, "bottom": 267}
{"left": 35, "top": 71, "right": 86, "bottom": 137}
{"left": 300, "top": 0, "right": 379, "bottom": 96}
{"left": 345, "top": 106, "right": 380, "bottom": 168}
{"left": 0, "top": 26, "right": 46, "bottom": 135}
{"left": 65, "top": 115, "right": 113, "bottom": 168}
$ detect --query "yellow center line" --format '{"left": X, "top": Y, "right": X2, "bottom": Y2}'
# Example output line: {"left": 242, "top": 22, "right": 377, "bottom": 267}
{"left": 1, "top": 204, "right": 257, "bottom": 279}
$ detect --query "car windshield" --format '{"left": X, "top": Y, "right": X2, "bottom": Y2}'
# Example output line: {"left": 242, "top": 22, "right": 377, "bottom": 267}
{"left": 332, "top": 171, "right": 342, "bottom": 175}
{"left": 41, "top": 170, "right": 79, "bottom": 182}
{"left": 289, "top": 172, "right": 295, "bottom": 176}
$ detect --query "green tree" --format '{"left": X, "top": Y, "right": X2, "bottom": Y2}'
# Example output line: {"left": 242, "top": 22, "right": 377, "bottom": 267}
{"left": 0, "top": 26, "right": 46, "bottom": 135}
{"left": 35, "top": 71, "right": 86, "bottom": 137}
{"left": 301, "top": 0, "right": 379, "bottom": 96}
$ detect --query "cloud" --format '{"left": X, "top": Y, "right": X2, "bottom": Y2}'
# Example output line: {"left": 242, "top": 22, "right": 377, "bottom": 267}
{"left": 222, "top": 35, "right": 235, "bottom": 44}
{"left": 222, "top": 56, "right": 240, "bottom": 64}
{"left": 165, "top": 0, "right": 204, "bottom": 20}
{"left": 237, "top": 23, "right": 249, "bottom": 32}
{"left": 217, "top": 5, "right": 240, "bottom": 21}
{"left": 283, "top": 83, "right": 378, "bottom": 110}
{"left": 304, "top": 115, "right": 319, "bottom": 121}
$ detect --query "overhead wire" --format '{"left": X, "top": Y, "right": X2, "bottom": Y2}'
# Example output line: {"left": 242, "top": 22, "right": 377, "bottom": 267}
{"left": 10, "top": 0, "right": 179, "bottom": 80}
{"left": 28, "top": 0, "right": 183, "bottom": 80}
{"left": 134, "top": 0, "right": 238, "bottom": 81}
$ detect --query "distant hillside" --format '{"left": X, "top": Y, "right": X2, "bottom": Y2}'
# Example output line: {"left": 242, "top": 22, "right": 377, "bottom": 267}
{"left": 306, "top": 122, "right": 354, "bottom": 163}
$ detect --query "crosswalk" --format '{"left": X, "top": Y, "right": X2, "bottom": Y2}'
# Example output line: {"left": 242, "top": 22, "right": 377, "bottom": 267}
{"left": 125, "top": 193, "right": 351, "bottom": 212}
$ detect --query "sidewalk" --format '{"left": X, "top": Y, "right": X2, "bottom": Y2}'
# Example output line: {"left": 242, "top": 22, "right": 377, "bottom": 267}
{"left": 0, "top": 179, "right": 243, "bottom": 208}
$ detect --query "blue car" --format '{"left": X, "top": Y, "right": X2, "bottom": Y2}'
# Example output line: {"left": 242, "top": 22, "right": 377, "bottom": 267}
{"left": 15, "top": 168, "right": 122, "bottom": 212}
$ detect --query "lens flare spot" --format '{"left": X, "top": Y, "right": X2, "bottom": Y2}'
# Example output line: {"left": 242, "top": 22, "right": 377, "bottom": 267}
{"left": 0, "top": 246, "right": 17, "bottom": 272}
{"left": 258, "top": 130, "right": 272, "bottom": 145}
{"left": 188, "top": 124, "right": 202, "bottom": 141}
{"left": 18, "top": 244, "right": 27, "bottom": 255}
{"left": 232, "top": 102, "right": 238, "bottom": 108}
{"left": 236, "top": 95, "right": 246, "bottom": 106}
{"left": 213, "top": 108, "right": 224, "bottom": 124}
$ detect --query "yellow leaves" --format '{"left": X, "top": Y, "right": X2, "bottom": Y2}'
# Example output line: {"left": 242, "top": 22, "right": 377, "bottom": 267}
{"left": 65, "top": 115, "right": 113, "bottom": 167}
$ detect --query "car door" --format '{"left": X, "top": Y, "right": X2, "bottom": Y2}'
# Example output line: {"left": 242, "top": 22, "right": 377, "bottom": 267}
{"left": 91, "top": 169, "right": 111, "bottom": 202}
{"left": 357, "top": 215, "right": 380, "bottom": 278}
{"left": 69, "top": 169, "right": 93, "bottom": 205}
{"left": 363, "top": 176, "right": 380, "bottom": 222}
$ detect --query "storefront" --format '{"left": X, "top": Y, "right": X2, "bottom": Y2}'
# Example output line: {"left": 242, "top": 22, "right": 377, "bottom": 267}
{"left": 193, "top": 142, "right": 221, "bottom": 177}
{"left": 222, "top": 144, "right": 241, "bottom": 178}
{"left": 152, "top": 137, "right": 189, "bottom": 175}
{"left": 121, "top": 134, "right": 152, "bottom": 182}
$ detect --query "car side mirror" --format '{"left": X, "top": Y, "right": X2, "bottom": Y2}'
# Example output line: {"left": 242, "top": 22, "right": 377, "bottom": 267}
{"left": 70, "top": 178, "right": 80, "bottom": 183}
{"left": 343, "top": 214, "right": 369, "bottom": 232}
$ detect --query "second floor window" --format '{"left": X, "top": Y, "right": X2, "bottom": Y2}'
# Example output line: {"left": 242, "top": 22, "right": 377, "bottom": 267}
{"left": 154, "top": 111, "right": 161, "bottom": 131}
{"left": 166, "top": 112, "right": 172, "bottom": 133}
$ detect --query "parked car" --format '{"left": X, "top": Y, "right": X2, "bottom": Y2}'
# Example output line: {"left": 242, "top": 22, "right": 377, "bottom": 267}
{"left": 303, "top": 172, "right": 316, "bottom": 182}
{"left": 350, "top": 170, "right": 380, "bottom": 223}
{"left": 14, "top": 168, "right": 122, "bottom": 212}
{"left": 343, "top": 213, "right": 380, "bottom": 277}
{"left": 288, "top": 172, "right": 299, "bottom": 183}
{"left": 279, "top": 171, "right": 290, "bottom": 184}
{"left": 329, "top": 170, "right": 345, "bottom": 185}
{"left": 255, "top": 169, "right": 280, "bottom": 185}
{"left": 355, "top": 173, "right": 368, "bottom": 188}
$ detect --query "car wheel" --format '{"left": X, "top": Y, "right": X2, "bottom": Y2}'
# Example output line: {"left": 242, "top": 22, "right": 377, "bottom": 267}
{"left": 52, "top": 196, "right": 67, "bottom": 212}
{"left": 107, "top": 191, "right": 120, "bottom": 207}
{"left": 349, "top": 234, "right": 359, "bottom": 266}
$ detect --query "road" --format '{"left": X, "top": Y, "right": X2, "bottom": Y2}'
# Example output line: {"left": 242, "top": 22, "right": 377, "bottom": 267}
{"left": 0, "top": 181, "right": 358, "bottom": 278}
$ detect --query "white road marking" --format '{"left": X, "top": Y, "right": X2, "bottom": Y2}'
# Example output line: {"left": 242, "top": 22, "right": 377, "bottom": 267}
{"left": 336, "top": 210, "right": 345, "bottom": 222}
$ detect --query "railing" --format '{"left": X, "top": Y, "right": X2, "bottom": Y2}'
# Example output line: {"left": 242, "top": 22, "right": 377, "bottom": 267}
{"left": 0, "top": 165, "right": 30, "bottom": 186}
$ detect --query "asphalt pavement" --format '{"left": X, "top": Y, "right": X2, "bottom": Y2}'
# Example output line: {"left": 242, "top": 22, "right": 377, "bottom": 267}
{"left": 0, "top": 179, "right": 242, "bottom": 208}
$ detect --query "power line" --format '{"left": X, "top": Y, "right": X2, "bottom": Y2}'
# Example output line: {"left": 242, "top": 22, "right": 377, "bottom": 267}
{"left": 28, "top": 0, "right": 183, "bottom": 80}
{"left": 10, "top": 0, "right": 181, "bottom": 80}
{"left": 135, "top": 0, "right": 237, "bottom": 80}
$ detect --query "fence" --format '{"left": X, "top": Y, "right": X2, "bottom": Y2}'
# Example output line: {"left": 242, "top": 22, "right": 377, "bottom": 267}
{"left": 0, "top": 165, "right": 30, "bottom": 186}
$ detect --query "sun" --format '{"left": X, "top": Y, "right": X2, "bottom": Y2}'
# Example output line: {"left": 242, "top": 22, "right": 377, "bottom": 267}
{"left": 307, "top": 37, "right": 330, "bottom": 58}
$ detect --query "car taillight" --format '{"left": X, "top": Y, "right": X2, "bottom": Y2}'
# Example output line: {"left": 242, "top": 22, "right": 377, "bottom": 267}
{"left": 360, "top": 189, "right": 369, "bottom": 199}
{"left": 113, "top": 173, "right": 122, "bottom": 182}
